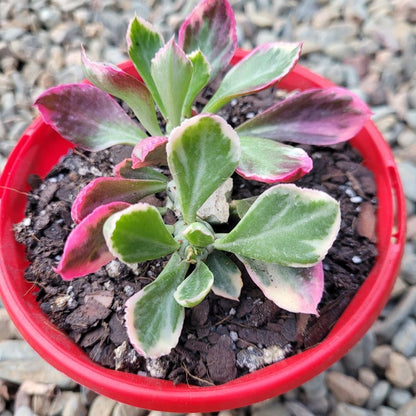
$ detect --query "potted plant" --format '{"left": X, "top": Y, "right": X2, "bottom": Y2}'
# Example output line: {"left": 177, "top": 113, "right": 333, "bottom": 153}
{"left": 0, "top": 0, "right": 406, "bottom": 412}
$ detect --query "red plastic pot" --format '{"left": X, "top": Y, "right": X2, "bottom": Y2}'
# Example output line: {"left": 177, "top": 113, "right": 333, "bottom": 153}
{"left": 0, "top": 50, "right": 406, "bottom": 412}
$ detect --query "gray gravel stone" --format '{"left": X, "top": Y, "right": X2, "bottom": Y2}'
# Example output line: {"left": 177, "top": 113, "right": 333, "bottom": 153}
{"left": 334, "top": 402, "right": 375, "bottom": 416}
{"left": 392, "top": 318, "right": 416, "bottom": 356}
{"left": 367, "top": 381, "right": 391, "bottom": 410}
{"left": 326, "top": 371, "right": 370, "bottom": 406}
{"left": 398, "top": 398, "right": 416, "bottom": 416}
{"left": 387, "top": 388, "right": 412, "bottom": 409}
{"left": 376, "top": 407, "right": 397, "bottom": 416}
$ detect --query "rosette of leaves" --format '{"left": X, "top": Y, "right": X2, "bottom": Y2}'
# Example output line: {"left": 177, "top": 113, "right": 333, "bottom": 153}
{"left": 33, "top": 0, "right": 371, "bottom": 358}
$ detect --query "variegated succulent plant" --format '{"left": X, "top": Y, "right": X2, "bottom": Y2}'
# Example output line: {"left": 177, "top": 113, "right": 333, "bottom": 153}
{"left": 33, "top": 0, "right": 371, "bottom": 358}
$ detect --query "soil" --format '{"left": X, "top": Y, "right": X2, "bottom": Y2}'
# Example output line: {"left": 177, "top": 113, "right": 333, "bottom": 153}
{"left": 14, "top": 89, "right": 378, "bottom": 386}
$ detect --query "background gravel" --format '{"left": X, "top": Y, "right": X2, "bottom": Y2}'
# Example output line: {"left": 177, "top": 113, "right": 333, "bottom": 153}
{"left": 1, "top": 0, "right": 416, "bottom": 415}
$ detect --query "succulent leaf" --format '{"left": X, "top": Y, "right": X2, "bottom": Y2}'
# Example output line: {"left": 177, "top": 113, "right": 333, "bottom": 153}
{"left": 54, "top": 202, "right": 130, "bottom": 280}
{"left": 214, "top": 184, "right": 341, "bottom": 267}
{"left": 103, "top": 203, "right": 180, "bottom": 264}
{"left": 127, "top": 16, "right": 166, "bottom": 116}
{"left": 182, "top": 50, "right": 211, "bottom": 118}
{"left": 71, "top": 177, "right": 167, "bottom": 223}
{"left": 203, "top": 42, "right": 302, "bottom": 113}
{"left": 125, "top": 253, "right": 189, "bottom": 358}
{"left": 205, "top": 251, "right": 242, "bottom": 300}
{"left": 166, "top": 114, "right": 240, "bottom": 224}
{"left": 81, "top": 48, "right": 162, "bottom": 136}
{"left": 236, "top": 136, "right": 313, "bottom": 183}
{"left": 178, "top": 0, "right": 237, "bottom": 80}
{"left": 131, "top": 136, "right": 168, "bottom": 168}
{"left": 182, "top": 221, "right": 215, "bottom": 247}
{"left": 34, "top": 84, "right": 146, "bottom": 151}
{"left": 113, "top": 159, "right": 168, "bottom": 182}
{"left": 174, "top": 261, "right": 214, "bottom": 307}
{"left": 239, "top": 257, "right": 324, "bottom": 315}
{"left": 236, "top": 87, "right": 372, "bottom": 145}
{"left": 151, "top": 38, "right": 193, "bottom": 129}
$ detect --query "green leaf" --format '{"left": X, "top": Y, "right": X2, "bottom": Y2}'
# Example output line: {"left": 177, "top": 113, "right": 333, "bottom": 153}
{"left": 182, "top": 221, "right": 215, "bottom": 247}
{"left": 205, "top": 251, "right": 242, "bottom": 301}
{"left": 151, "top": 38, "right": 193, "bottom": 129}
{"left": 214, "top": 184, "right": 341, "bottom": 267}
{"left": 166, "top": 114, "right": 240, "bottom": 223}
{"left": 103, "top": 203, "right": 179, "bottom": 264}
{"left": 127, "top": 16, "right": 166, "bottom": 116}
{"left": 174, "top": 262, "right": 214, "bottom": 307}
{"left": 113, "top": 158, "right": 169, "bottom": 182}
{"left": 125, "top": 253, "right": 189, "bottom": 358}
{"left": 239, "top": 256, "right": 324, "bottom": 315}
{"left": 203, "top": 42, "right": 302, "bottom": 113}
{"left": 81, "top": 47, "right": 162, "bottom": 136}
{"left": 230, "top": 196, "right": 257, "bottom": 219}
{"left": 182, "top": 50, "right": 211, "bottom": 118}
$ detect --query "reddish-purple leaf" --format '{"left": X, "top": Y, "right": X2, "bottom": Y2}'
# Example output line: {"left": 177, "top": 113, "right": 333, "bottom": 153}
{"left": 81, "top": 47, "right": 162, "bottom": 136}
{"left": 71, "top": 177, "right": 167, "bottom": 223}
{"left": 54, "top": 202, "right": 130, "bottom": 280}
{"left": 131, "top": 136, "right": 168, "bottom": 168}
{"left": 236, "top": 87, "right": 372, "bottom": 145}
{"left": 236, "top": 136, "right": 312, "bottom": 183}
{"left": 34, "top": 84, "right": 146, "bottom": 151}
{"left": 178, "top": 0, "right": 237, "bottom": 80}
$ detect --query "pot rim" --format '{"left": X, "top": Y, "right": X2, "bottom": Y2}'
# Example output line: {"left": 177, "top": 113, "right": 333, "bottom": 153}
{"left": 0, "top": 50, "right": 406, "bottom": 412}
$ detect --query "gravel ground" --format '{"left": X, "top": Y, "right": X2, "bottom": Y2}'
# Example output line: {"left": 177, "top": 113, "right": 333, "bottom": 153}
{"left": 1, "top": 0, "right": 416, "bottom": 415}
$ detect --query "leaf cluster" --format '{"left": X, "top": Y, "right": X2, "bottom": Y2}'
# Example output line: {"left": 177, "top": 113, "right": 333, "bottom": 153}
{"left": 34, "top": 0, "right": 371, "bottom": 358}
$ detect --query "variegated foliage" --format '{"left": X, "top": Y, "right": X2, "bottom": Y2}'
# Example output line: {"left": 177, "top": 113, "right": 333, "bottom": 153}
{"left": 35, "top": 0, "right": 372, "bottom": 359}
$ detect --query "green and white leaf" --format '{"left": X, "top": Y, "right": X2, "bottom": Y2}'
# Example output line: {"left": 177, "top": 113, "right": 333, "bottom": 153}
{"left": 182, "top": 50, "right": 211, "bottom": 118}
{"left": 103, "top": 203, "right": 179, "bottom": 264}
{"left": 174, "top": 262, "right": 214, "bottom": 308}
{"left": 125, "top": 253, "right": 189, "bottom": 358}
{"left": 203, "top": 42, "right": 302, "bottom": 113}
{"left": 205, "top": 251, "right": 242, "bottom": 301}
{"left": 215, "top": 184, "right": 341, "bottom": 267}
{"left": 127, "top": 16, "right": 165, "bottom": 116}
{"left": 166, "top": 114, "right": 240, "bottom": 224}
{"left": 151, "top": 37, "right": 193, "bottom": 130}
{"left": 182, "top": 221, "right": 215, "bottom": 247}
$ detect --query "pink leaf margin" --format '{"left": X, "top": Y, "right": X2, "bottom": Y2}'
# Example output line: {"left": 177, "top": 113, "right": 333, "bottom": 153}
{"left": 54, "top": 202, "right": 130, "bottom": 280}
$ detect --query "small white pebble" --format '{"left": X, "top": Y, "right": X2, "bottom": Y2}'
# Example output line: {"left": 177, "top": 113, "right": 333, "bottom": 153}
{"left": 345, "top": 188, "right": 356, "bottom": 197}
{"left": 48, "top": 177, "right": 57, "bottom": 183}
{"left": 246, "top": 112, "right": 255, "bottom": 119}
{"left": 230, "top": 331, "right": 238, "bottom": 341}
{"left": 230, "top": 99, "right": 238, "bottom": 106}
{"left": 229, "top": 307, "right": 236, "bottom": 315}
{"left": 350, "top": 196, "right": 363, "bottom": 203}
{"left": 90, "top": 166, "right": 102, "bottom": 176}
{"left": 124, "top": 285, "right": 135, "bottom": 297}
{"left": 352, "top": 256, "right": 362, "bottom": 264}
{"left": 39, "top": 210, "right": 46, "bottom": 216}
{"left": 231, "top": 116, "right": 238, "bottom": 123}
{"left": 23, "top": 217, "right": 31, "bottom": 226}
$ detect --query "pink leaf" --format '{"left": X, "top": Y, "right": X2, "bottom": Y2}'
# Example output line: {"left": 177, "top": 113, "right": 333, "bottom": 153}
{"left": 34, "top": 84, "right": 146, "bottom": 151}
{"left": 54, "top": 202, "right": 130, "bottom": 280}
{"left": 131, "top": 136, "right": 168, "bottom": 168}
{"left": 240, "top": 257, "right": 324, "bottom": 315}
{"left": 71, "top": 177, "right": 167, "bottom": 223}
{"left": 178, "top": 0, "right": 237, "bottom": 79}
{"left": 236, "top": 136, "right": 312, "bottom": 183}
{"left": 81, "top": 47, "right": 162, "bottom": 136}
{"left": 236, "top": 87, "right": 372, "bottom": 145}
